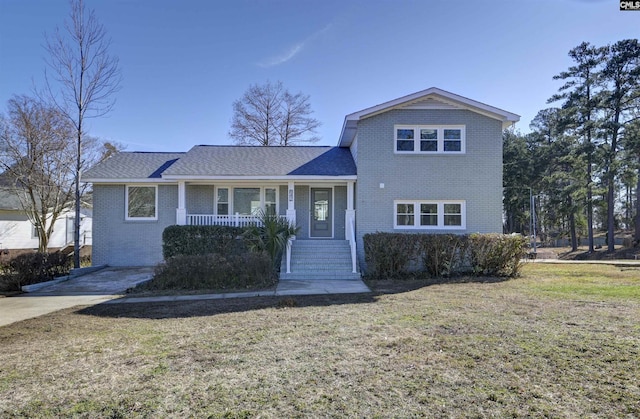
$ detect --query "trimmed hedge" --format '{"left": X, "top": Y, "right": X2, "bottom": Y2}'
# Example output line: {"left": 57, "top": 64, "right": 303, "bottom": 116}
{"left": 144, "top": 253, "right": 275, "bottom": 291}
{"left": 162, "top": 225, "right": 246, "bottom": 259}
{"left": 0, "top": 251, "right": 72, "bottom": 291}
{"left": 364, "top": 233, "right": 527, "bottom": 279}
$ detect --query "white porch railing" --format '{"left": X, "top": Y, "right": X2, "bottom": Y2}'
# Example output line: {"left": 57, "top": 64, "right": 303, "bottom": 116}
{"left": 187, "top": 214, "right": 259, "bottom": 227}
{"left": 186, "top": 213, "right": 287, "bottom": 227}
{"left": 346, "top": 212, "right": 357, "bottom": 274}
{"left": 286, "top": 238, "right": 293, "bottom": 274}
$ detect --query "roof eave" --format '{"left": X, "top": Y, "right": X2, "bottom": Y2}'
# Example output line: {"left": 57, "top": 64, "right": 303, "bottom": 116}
{"left": 82, "top": 178, "right": 177, "bottom": 184}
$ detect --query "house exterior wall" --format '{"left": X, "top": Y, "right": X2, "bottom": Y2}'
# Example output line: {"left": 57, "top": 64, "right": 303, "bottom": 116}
{"left": 354, "top": 109, "right": 504, "bottom": 269}
{"left": 92, "top": 184, "right": 177, "bottom": 266}
{"left": 186, "top": 185, "right": 214, "bottom": 214}
{"left": 0, "top": 209, "right": 91, "bottom": 250}
{"left": 334, "top": 186, "right": 347, "bottom": 240}
{"left": 294, "top": 186, "right": 310, "bottom": 239}
{"left": 278, "top": 185, "right": 287, "bottom": 216}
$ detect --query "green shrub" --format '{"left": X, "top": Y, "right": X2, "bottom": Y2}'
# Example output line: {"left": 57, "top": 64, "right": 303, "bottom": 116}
{"left": 418, "top": 234, "right": 469, "bottom": 277}
{"left": 162, "top": 225, "right": 246, "bottom": 259}
{"left": 243, "top": 210, "right": 299, "bottom": 269}
{"left": 468, "top": 233, "right": 528, "bottom": 277}
{"left": 363, "top": 232, "right": 527, "bottom": 279}
{"left": 144, "top": 252, "right": 275, "bottom": 291}
{"left": 363, "top": 233, "right": 420, "bottom": 279}
{"left": 0, "top": 251, "right": 72, "bottom": 291}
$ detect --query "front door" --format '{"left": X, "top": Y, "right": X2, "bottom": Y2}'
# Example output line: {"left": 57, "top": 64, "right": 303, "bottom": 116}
{"left": 310, "top": 188, "right": 332, "bottom": 238}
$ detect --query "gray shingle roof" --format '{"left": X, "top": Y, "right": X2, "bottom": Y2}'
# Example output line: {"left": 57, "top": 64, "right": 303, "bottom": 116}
{"left": 164, "top": 146, "right": 356, "bottom": 177}
{"left": 82, "top": 152, "right": 185, "bottom": 180}
{"left": 0, "top": 187, "right": 22, "bottom": 210}
{"left": 83, "top": 146, "right": 356, "bottom": 181}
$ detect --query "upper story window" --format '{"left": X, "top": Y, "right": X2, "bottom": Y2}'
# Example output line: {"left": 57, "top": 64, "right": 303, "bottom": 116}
{"left": 394, "top": 200, "right": 466, "bottom": 229}
{"left": 126, "top": 185, "right": 158, "bottom": 220}
{"left": 395, "top": 125, "right": 465, "bottom": 154}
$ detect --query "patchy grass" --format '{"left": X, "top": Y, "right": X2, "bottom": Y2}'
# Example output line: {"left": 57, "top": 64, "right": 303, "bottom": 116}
{"left": 0, "top": 263, "right": 639, "bottom": 417}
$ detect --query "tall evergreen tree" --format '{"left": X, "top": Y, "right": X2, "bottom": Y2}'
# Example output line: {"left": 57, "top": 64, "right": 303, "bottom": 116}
{"left": 599, "top": 39, "right": 640, "bottom": 252}
{"left": 548, "top": 42, "right": 605, "bottom": 252}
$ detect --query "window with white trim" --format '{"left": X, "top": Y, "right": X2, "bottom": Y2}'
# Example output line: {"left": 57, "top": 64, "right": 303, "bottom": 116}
{"left": 214, "top": 186, "right": 279, "bottom": 216}
{"left": 216, "top": 188, "right": 229, "bottom": 215}
{"left": 395, "top": 125, "right": 465, "bottom": 154}
{"left": 126, "top": 185, "right": 158, "bottom": 220}
{"left": 394, "top": 200, "right": 466, "bottom": 229}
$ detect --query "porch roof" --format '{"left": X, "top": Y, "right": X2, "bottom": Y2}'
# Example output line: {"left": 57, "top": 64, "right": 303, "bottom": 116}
{"left": 164, "top": 145, "right": 356, "bottom": 178}
{"left": 83, "top": 146, "right": 356, "bottom": 183}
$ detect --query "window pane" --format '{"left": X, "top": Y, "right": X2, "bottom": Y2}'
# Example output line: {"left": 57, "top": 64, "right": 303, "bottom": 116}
{"left": 397, "top": 215, "right": 414, "bottom": 226}
{"left": 444, "top": 140, "right": 461, "bottom": 152}
{"left": 420, "top": 215, "right": 437, "bottom": 226}
{"left": 265, "top": 188, "right": 276, "bottom": 203}
{"left": 444, "top": 203, "right": 462, "bottom": 226}
{"left": 444, "top": 204, "right": 461, "bottom": 214}
{"left": 396, "top": 140, "right": 414, "bottom": 151}
{"left": 396, "top": 129, "right": 414, "bottom": 139}
{"left": 444, "top": 215, "right": 462, "bottom": 226}
{"left": 420, "top": 203, "right": 437, "bottom": 226}
{"left": 217, "top": 203, "right": 229, "bottom": 215}
{"left": 396, "top": 203, "right": 414, "bottom": 226}
{"left": 420, "top": 141, "right": 437, "bottom": 151}
{"left": 217, "top": 188, "right": 228, "bottom": 203}
{"left": 397, "top": 203, "right": 414, "bottom": 214}
{"left": 128, "top": 186, "right": 156, "bottom": 218}
{"left": 265, "top": 188, "right": 276, "bottom": 216}
{"left": 420, "top": 129, "right": 437, "bottom": 139}
{"left": 444, "top": 129, "right": 461, "bottom": 139}
{"left": 234, "top": 188, "right": 260, "bottom": 215}
{"left": 420, "top": 203, "right": 437, "bottom": 213}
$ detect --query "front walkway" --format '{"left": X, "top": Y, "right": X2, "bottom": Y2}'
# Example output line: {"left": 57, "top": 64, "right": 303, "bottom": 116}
{"left": 0, "top": 267, "right": 370, "bottom": 326}
{"left": 112, "top": 279, "right": 371, "bottom": 304}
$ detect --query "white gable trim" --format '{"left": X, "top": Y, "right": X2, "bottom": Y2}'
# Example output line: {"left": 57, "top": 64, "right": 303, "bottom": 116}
{"left": 338, "top": 87, "right": 520, "bottom": 147}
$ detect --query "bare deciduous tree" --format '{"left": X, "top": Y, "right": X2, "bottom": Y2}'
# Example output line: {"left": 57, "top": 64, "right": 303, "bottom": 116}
{"left": 44, "top": 0, "right": 121, "bottom": 267}
{"left": 0, "top": 95, "right": 75, "bottom": 251}
{"left": 229, "top": 81, "right": 320, "bottom": 146}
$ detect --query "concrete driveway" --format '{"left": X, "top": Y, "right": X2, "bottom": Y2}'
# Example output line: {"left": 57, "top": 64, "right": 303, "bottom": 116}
{"left": 0, "top": 267, "right": 154, "bottom": 327}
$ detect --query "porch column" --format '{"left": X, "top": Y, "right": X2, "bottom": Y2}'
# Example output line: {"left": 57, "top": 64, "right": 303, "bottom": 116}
{"left": 286, "top": 181, "right": 296, "bottom": 226}
{"left": 176, "top": 181, "right": 186, "bottom": 225}
{"left": 345, "top": 181, "right": 356, "bottom": 243}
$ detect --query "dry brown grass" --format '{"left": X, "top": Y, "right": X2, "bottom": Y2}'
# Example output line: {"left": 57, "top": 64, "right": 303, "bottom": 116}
{"left": 0, "top": 263, "right": 639, "bottom": 417}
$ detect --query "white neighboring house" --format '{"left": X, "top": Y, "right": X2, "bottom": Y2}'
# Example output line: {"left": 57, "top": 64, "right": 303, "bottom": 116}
{"left": 0, "top": 187, "right": 92, "bottom": 251}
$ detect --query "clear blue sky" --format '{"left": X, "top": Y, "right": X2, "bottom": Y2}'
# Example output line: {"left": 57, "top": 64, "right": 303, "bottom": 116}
{"left": 0, "top": 0, "right": 638, "bottom": 152}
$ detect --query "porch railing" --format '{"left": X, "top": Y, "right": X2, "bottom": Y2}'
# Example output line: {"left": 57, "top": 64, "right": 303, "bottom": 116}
{"left": 186, "top": 213, "right": 286, "bottom": 227}
{"left": 347, "top": 214, "right": 357, "bottom": 274}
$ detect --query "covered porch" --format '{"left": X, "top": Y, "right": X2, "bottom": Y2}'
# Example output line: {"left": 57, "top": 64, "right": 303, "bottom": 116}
{"left": 174, "top": 180, "right": 356, "bottom": 241}
{"left": 173, "top": 180, "right": 357, "bottom": 275}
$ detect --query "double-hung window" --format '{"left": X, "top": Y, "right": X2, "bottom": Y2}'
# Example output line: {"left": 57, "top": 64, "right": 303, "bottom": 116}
{"left": 126, "top": 185, "right": 158, "bottom": 220}
{"left": 215, "top": 186, "right": 278, "bottom": 216}
{"left": 394, "top": 200, "right": 465, "bottom": 229}
{"left": 395, "top": 125, "right": 465, "bottom": 154}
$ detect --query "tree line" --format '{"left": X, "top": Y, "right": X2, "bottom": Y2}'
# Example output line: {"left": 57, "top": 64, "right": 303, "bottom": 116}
{"left": 504, "top": 39, "right": 640, "bottom": 252}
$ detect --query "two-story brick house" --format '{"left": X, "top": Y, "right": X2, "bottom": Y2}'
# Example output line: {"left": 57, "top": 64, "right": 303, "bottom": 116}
{"left": 83, "top": 87, "right": 519, "bottom": 277}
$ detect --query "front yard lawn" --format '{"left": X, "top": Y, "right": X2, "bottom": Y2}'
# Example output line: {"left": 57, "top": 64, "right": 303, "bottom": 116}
{"left": 0, "top": 263, "right": 638, "bottom": 417}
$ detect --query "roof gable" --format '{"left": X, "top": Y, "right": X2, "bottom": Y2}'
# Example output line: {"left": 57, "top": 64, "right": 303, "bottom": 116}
{"left": 339, "top": 87, "right": 520, "bottom": 147}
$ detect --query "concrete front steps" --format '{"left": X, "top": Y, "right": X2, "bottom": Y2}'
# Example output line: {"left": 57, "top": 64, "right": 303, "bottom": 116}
{"left": 279, "top": 239, "right": 361, "bottom": 281}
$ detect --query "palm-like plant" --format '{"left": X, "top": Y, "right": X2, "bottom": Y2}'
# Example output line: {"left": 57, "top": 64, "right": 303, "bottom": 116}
{"left": 243, "top": 209, "right": 299, "bottom": 269}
